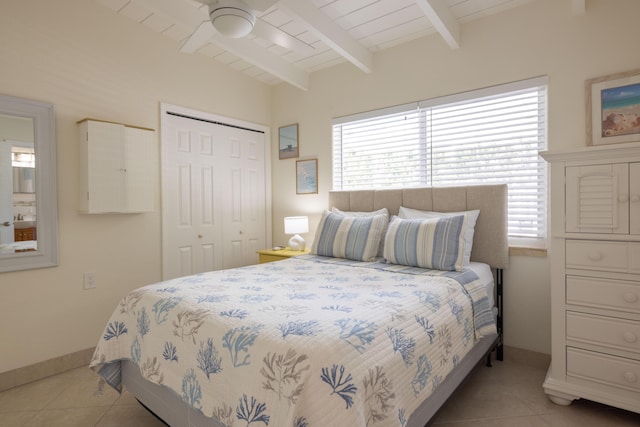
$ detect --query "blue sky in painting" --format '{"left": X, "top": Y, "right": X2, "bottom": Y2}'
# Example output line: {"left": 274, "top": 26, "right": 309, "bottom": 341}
{"left": 601, "top": 82, "right": 640, "bottom": 109}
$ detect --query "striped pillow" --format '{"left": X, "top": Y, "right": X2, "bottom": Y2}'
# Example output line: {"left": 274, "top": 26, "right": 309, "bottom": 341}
{"left": 383, "top": 215, "right": 468, "bottom": 271}
{"left": 331, "top": 207, "right": 389, "bottom": 257}
{"left": 311, "top": 211, "right": 388, "bottom": 262}
{"left": 398, "top": 207, "right": 480, "bottom": 265}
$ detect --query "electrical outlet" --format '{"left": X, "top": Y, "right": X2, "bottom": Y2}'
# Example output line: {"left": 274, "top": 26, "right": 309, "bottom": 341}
{"left": 83, "top": 272, "right": 96, "bottom": 289}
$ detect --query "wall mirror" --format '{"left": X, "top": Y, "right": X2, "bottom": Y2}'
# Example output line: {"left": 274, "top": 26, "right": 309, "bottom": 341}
{"left": 0, "top": 94, "right": 58, "bottom": 272}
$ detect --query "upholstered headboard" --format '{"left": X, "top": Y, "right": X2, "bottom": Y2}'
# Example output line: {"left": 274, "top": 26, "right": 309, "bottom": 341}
{"left": 328, "top": 184, "right": 509, "bottom": 269}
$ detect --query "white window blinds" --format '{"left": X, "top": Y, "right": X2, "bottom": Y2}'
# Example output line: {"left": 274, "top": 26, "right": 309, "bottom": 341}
{"left": 332, "top": 77, "right": 548, "bottom": 243}
{"left": 333, "top": 105, "right": 425, "bottom": 190}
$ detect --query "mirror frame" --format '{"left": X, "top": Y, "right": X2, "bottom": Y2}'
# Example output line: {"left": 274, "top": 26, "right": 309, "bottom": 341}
{"left": 0, "top": 94, "right": 58, "bottom": 273}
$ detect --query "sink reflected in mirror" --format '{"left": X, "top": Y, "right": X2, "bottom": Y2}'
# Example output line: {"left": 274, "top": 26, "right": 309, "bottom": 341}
{"left": 14, "top": 220, "right": 36, "bottom": 229}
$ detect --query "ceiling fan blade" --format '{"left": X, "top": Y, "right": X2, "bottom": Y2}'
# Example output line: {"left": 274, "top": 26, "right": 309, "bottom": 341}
{"left": 244, "top": 0, "right": 279, "bottom": 13}
{"left": 181, "top": 21, "right": 216, "bottom": 53}
{"left": 252, "top": 19, "right": 314, "bottom": 52}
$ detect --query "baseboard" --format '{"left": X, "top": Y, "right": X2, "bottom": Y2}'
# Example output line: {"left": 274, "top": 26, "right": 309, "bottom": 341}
{"left": 0, "top": 347, "right": 95, "bottom": 392}
{"left": 502, "top": 345, "right": 551, "bottom": 369}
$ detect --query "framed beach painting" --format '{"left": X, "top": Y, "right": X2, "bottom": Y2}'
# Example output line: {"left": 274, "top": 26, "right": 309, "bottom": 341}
{"left": 296, "top": 159, "right": 317, "bottom": 194}
{"left": 279, "top": 123, "right": 299, "bottom": 159}
{"left": 587, "top": 69, "right": 640, "bottom": 145}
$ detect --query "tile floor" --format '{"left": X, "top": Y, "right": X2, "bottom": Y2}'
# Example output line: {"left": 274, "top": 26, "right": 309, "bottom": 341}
{"left": 0, "top": 350, "right": 638, "bottom": 427}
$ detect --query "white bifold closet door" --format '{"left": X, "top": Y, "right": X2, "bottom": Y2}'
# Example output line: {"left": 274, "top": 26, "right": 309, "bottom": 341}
{"left": 162, "top": 111, "right": 267, "bottom": 280}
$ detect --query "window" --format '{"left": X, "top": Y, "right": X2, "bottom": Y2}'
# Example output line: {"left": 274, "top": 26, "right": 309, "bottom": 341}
{"left": 332, "top": 77, "right": 548, "bottom": 246}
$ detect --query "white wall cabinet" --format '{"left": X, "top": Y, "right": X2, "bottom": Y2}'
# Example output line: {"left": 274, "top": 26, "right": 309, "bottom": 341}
{"left": 78, "top": 119, "right": 157, "bottom": 213}
{"left": 541, "top": 142, "right": 640, "bottom": 415}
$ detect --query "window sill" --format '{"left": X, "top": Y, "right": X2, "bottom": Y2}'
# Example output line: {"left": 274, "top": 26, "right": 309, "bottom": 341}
{"left": 509, "top": 246, "right": 547, "bottom": 257}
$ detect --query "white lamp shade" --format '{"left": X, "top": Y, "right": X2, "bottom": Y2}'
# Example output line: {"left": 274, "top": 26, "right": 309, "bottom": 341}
{"left": 284, "top": 216, "right": 309, "bottom": 251}
{"left": 284, "top": 216, "right": 309, "bottom": 234}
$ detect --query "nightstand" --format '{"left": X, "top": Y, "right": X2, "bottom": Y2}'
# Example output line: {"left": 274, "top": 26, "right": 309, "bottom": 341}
{"left": 256, "top": 248, "right": 310, "bottom": 264}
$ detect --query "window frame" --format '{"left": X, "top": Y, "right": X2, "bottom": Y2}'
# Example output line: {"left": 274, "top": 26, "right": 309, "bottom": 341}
{"left": 332, "top": 77, "right": 548, "bottom": 248}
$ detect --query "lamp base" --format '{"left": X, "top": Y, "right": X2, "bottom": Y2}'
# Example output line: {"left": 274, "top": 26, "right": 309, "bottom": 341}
{"left": 288, "top": 234, "right": 306, "bottom": 251}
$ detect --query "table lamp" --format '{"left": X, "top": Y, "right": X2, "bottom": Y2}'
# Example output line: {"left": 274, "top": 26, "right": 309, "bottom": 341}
{"left": 284, "top": 216, "right": 309, "bottom": 251}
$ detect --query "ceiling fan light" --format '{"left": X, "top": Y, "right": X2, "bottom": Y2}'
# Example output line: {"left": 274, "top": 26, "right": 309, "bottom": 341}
{"left": 210, "top": 7, "right": 256, "bottom": 38}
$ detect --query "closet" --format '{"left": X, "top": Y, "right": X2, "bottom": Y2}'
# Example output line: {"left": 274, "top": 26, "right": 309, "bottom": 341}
{"left": 161, "top": 107, "right": 269, "bottom": 280}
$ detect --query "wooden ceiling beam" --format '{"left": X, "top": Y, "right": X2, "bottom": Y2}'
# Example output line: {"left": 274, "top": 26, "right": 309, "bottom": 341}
{"left": 414, "top": 0, "right": 461, "bottom": 49}
{"left": 278, "top": 0, "right": 373, "bottom": 74}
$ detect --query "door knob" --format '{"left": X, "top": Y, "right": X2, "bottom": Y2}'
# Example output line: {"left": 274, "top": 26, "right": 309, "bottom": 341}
{"left": 1, "top": 221, "right": 10, "bottom": 227}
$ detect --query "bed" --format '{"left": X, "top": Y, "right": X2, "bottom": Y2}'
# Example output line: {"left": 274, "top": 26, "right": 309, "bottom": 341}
{"left": 91, "top": 184, "right": 508, "bottom": 427}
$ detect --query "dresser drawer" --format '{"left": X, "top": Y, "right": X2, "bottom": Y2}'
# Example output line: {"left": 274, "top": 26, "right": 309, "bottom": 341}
{"left": 568, "top": 347, "right": 640, "bottom": 393}
{"left": 567, "top": 312, "right": 640, "bottom": 356}
{"left": 567, "top": 276, "right": 640, "bottom": 315}
{"left": 566, "top": 240, "right": 630, "bottom": 273}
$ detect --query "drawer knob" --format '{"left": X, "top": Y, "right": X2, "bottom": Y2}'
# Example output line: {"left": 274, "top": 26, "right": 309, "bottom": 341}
{"left": 623, "top": 371, "right": 638, "bottom": 383}
{"left": 623, "top": 292, "right": 639, "bottom": 303}
{"left": 623, "top": 332, "right": 638, "bottom": 343}
{"left": 587, "top": 251, "right": 603, "bottom": 262}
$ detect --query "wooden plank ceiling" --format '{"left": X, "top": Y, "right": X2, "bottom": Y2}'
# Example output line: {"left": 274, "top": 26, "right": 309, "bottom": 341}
{"left": 96, "top": 0, "right": 584, "bottom": 90}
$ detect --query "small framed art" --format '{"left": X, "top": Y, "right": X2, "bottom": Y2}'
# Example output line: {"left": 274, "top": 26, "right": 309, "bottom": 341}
{"left": 296, "top": 159, "right": 317, "bottom": 194}
{"left": 587, "top": 68, "right": 640, "bottom": 145}
{"left": 279, "top": 123, "right": 299, "bottom": 159}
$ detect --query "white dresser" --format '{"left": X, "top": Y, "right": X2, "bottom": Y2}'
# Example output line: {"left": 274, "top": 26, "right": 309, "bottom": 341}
{"left": 540, "top": 142, "right": 640, "bottom": 413}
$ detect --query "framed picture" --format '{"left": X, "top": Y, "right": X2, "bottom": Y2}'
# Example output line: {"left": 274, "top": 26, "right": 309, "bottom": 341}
{"left": 587, "top": 68, "right": 640, "bottom": 145}
{"left": 296, "top": 159, "right": 318, "bottom": 194}
{"left": 279, "top": 123, "right": 299, "bottom": 159}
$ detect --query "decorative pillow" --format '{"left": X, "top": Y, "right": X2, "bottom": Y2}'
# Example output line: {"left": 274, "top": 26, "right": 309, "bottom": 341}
{"left": 383, "top": 215, "right": 469, "bottom": 271}
{"left": 311, "top": 211, "right": 388, "bottom": 262}
{"left": 331, "top": 207, "right": 389, "bottom": 256}
{"left": 398, "top": 207, "right": 479, "bottom": 265}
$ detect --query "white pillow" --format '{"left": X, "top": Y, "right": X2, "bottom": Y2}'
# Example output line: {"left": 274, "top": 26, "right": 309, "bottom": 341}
{"left": 331, "top": 207, "right": 388, "bottom": 217}
{"left": 398, "top": 206, "right": 480, "bottom": 265}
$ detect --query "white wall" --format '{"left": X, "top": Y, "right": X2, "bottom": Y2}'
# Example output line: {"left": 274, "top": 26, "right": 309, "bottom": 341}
{"left": 0, "top": 0, "right": 271, "bottom": 373}
{"left": 270, "top": 0, "right": 640, "bottom": 354}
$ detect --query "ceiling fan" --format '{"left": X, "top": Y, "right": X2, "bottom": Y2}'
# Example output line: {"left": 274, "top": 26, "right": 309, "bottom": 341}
{"left": 182, "top": 0, "right": 314, "bottom": 54}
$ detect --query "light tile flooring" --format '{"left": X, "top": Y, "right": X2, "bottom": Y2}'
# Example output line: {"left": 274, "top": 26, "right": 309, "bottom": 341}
{"left": 0, "top": 350, "right": 638, "bottom": 427}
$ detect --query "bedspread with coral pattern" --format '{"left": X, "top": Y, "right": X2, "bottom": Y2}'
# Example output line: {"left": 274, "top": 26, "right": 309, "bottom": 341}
{"left": 90, "top": 255, "right": 495, "bottom": 427}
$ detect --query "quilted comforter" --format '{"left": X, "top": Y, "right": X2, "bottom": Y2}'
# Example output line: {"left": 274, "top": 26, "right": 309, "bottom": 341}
{"left": 91, "top": 255, "right": 496, "bottom": 427}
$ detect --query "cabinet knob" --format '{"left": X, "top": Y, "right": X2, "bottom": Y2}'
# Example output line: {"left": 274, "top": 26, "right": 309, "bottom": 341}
{"left": 623, "top": 332, "right": 638, "bottom": 343}
{"left": 623, "top": 371, "right": 637, "bottom": 383}
{"left": 623, "top": 292, "right": 639, "bottom": 303}
{"left": 198, "top": 234, "right": 203, "bottom": 239}
{"left": 587, "top": 251, "right": 603, "bottom": 262}
{"left": 631, "top": 195, "right": 640, "bottom": 203}
{"left": 618, "top": 194, "right": 629, "bottom": 203}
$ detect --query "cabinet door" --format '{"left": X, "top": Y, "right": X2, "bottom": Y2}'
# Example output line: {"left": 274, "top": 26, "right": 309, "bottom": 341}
{"left": 85, "top": 121, "right": 126, "bottom": 212}
{"left": 566, "top": 163, "right": 629, "bottom": 234}
{"left": 631, "top": 162, "right": 640, "bottom": 235}
{"left": 124, "top": 126, "right": 156, "bottom": 213}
